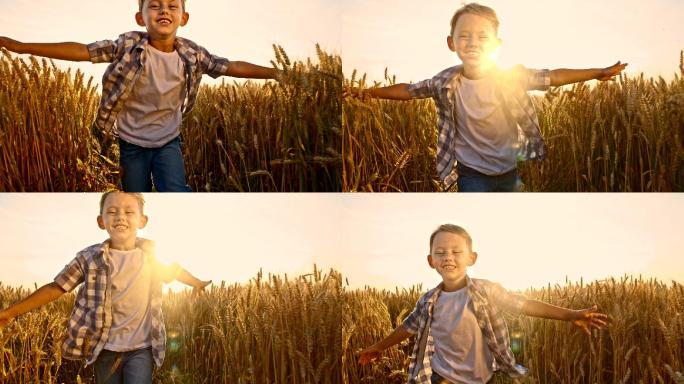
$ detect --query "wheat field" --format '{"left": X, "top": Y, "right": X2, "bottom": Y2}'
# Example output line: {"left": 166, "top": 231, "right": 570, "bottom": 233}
{"left": 0, "top": 45, "right": 341, "bottom": 192}
{"left": 343, "top": 276, "right": 684, "bottom": 384}
{"left": 0, "top": 266, "right": 342, "bottom": 384}
{"left": 343, "top": 53, "right": 684, "bottom": 192}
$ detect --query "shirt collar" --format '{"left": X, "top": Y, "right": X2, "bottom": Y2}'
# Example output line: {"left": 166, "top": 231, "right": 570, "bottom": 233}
{"left": 442, "top": 65, "right": 511, "bottom": 91}
{"left": 132, "top": 33, "right": 197, "bottom": 64}
{"left": 429, "top": 275, "right": 473, "bottom": 303}
{"left": 99, "top": 237, "right": 156, "bottom": 264}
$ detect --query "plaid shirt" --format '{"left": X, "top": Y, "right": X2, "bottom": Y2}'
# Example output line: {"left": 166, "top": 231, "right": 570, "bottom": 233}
{"left": 407, "top": 65, "right": 551, "bottom": 189}
{"left": 87, "top": 31, "right": 231, "bottom": 135}
{"left": 402, "top": 277, "right": 529, "bottom": 384}
{"left": 54, "top": 238, "right": 179, "bottom": 367}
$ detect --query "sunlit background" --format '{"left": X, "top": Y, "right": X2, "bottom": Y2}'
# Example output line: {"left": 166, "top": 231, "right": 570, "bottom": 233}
{"left": 1, "top": 0, "right": 340, "bottom": 88}
{"left": 1, "top": 194, "right": 682, "bottom": 292}
{"left": 0, "top": 194, "right": 344, "bottom": 292}
{"left": 342, "top": 0, "right": 684, "bottom": 83}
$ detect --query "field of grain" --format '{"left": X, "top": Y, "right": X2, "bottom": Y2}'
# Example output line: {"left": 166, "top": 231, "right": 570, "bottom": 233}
{"left": 0, "top": 45, "right": 341, "bottom": 192}
{"left": 343, "top": 276, "right": 684, "bottom": 383}
{"left": 343, "top": 53, "right": 684, "bottom": 192}
{"left": 0, "top": 267, "right": 342, "bottom": 384}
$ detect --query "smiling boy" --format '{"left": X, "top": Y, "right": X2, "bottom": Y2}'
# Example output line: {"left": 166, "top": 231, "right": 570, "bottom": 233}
{"left": 0, "top": 0, "right": 278, "bottom": 192}
{"left": 0, "top": 191, "right": 211, "bottom": 384}
{"left": 348, "top": 3, "right": 627, "bottom": 192}
{"left": 357, "top": 224, "right": 608, "bottom": 384}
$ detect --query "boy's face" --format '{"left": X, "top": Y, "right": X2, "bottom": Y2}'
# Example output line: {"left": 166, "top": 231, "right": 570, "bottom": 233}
{"left": 447, "top": 13, "right": 501, "bottom": 69}
{"left": 136, "top": 0, "right": 189, "bottom": 40}
{"left": 97, "top": 192, "right": 148, "bottom": 244}
{"left": 428, "top": 231, "right": 477, "bottom": 283}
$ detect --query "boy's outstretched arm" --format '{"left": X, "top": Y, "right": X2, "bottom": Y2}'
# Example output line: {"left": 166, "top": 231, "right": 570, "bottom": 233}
{"left": 0, "top": 36, "right": 90, "bottom": 62}
{"left": 356, "top": 324, "right": 413, "bottom": 365}
{"left": 176, "top": 267, "right": 212, "bottom": 293}
{"left": 345, "top": 83, "right": 412, "bottom": 101}
{"left": 159, "top": 263, "right": 211, "bottom": 293}
{"left": 225, "top": 61, "right": 277, "bottom": 79}
{"left": 550, "top": 61, "right": 627, "bottom": 87}
{"left": 522, "top": 300, "right": 608, "bottom": 336}
{"left": 0, "top": 282, "right": 66, "bottom": 329}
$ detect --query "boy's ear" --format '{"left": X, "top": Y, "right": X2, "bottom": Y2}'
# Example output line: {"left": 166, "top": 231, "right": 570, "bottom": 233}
{"left": 446, "top": 35, "right": 456, "bottom": 52}
{"left": 97, "top": 215, "right": 106, "bottom": 230}
{"left": 139, "top": 214, "right": 149, "bottom": 229}
{"left": 135, "top": 12, "right": 146, "bottom": 27}
{"left": 180, "top": 12, "right": 189, "bottom": 27}
{"left": 427, "top": 254, "right": 435, "bottom": 268}
{"left": 468, "top": 251, "right": 478, "bottom": 266}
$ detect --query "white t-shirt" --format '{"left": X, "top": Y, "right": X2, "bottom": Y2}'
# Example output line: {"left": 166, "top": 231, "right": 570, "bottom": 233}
{"left": 117, "top": 43, "right": 187, "bottom": 148}
{"left": 430, "top": 286, "right": 494, "bottom": 384}
{"left": 453, "top": 74, "right": 518, "bottom": 176}
{"left": 104, "top": 248, "right": 152, "bottom": 351}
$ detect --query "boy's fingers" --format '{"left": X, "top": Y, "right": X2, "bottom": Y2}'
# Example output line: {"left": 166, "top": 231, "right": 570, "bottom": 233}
{"left": 581, "top": 325, "right": 590, "bottom": 336}
{"left": 591, "top": 318, "right": 607, "bottom": 327}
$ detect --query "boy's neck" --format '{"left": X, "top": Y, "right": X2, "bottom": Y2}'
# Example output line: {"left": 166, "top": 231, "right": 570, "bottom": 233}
{"left": 462, "top": 63, "right": 494, "bottom": 80}
{"left": 148, "top": 37, "right": 176, "bottom": 53}
{"left": 441, "top": 275, "right": 468, "bottom": 292}
{"left": 108, "top": 237, "right": 138, "bottom": 251}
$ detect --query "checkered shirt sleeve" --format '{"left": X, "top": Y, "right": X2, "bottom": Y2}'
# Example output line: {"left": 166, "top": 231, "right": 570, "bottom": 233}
{"left": 54, "top": 254, "right": 86, "bottom": 293}
{"left": 407, "top": 78, "right": 436, "bottom": 99}
{"left": 196, "top": 45, "right": 231, "bottom": 79}
{"left": 87, "top": 35, "right": 126, "bottom": 64}
{"left": 483, "top": 280, "right": 528, "bottom": 314}
{"left": 523, "top": 67, "right": 551, "bottom": 91}
{"left": 401, "top": 293, "right": 428, "bottom": 334}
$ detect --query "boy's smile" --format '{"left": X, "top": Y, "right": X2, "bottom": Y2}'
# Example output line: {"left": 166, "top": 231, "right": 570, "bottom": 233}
{"left": 97, "top": 192, "right": 148, "bottom": 250}
{"left": 447, "top": 13, "right": 501, "bottom": 78}
{"left": 136, "top": 0, "right": 189, "bottom": 47}
{"left": 428, "top": 231, "right": 477, "bottom": 291}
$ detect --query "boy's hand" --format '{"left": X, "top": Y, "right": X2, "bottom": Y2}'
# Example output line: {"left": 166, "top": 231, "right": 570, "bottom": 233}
{"left": 0, "top": 36, "right": 20, "bottom": 52}
{"left": 570, "top": 305, "right": 609, "bottom": 336}
{"left": 356, "top": 345, "right": 382, "bottom": 366}
{"left": 191, "top": 280, "right": 212, "bottom": 296}
{"left": 0, "top": 310, "right": 13, "bottom": 329}
{"left": 343, "top": 86, "right": 370, "bottom": 101}
{"left": 597, "top": 61, "right": 628, "bottom": 81}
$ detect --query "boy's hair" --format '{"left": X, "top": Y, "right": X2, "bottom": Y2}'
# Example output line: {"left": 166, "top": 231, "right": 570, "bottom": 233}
{"left": 450, "top": 3, "right": 500, "bottom": 36}
{"left": 99, "top": 190, "right": 146, "bottom": 214}
{"left": 138, "top": 0, "right": 186, "bottom": 12}
{"left": 429, "top": 224, "right": 473, "bottom": 251}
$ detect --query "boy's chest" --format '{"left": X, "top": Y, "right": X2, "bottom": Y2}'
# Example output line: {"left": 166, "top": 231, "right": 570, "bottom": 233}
{"left": 129, "top": 49, "right": 188, "bottom": 107}
{"left": 430, "top": 290, "right": 479, "bottom": 338}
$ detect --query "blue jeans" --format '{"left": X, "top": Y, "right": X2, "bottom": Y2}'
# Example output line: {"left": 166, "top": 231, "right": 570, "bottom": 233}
{"left": 119, "top": 137, "right": 192, "bottom": 192}
{"left": 94, "top": 347, "right": 153, "bottom": 384}
{"left": 456, "top": 163, "right": 522, "bottom": 192}
{"left": 431, "top": 372, "right": 451, "bottom": 384}
{"left": 431, "top": 371, "right": 494, "bottom": 384}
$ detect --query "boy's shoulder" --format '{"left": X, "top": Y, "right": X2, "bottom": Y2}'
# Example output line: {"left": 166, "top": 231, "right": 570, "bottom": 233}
{"left": 71, "top": 242, "right": 107, "bottom": 265}
{"left": 174, "top": 35, "right": 202, "bottom": 51}
{"left": 113, "top": 30, "right": 148, "bottom": 44}
{"left": 106, "top": 31, "right": 200, "bottom": 50}
{"left": 429, "top": 65, "right": 464, "bottom": 86}
{"left": 76, "top": 242, "right": 106, "bottom": 257}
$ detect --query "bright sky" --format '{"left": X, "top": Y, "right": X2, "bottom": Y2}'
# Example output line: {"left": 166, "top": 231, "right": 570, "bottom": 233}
{"left": 0, "top": 194, "right": 344, "bottom": 292}
{"left": 1, "top": 0, "right": 340, "bottom": 88}
{"left": 1, "top": 194, "right": 682, "bottom": 292}
{"left": 337, "top": 194, "right": 684, "bottom": 291}
{"left": 342, "top": 0, "right": 684, "bottom": 83}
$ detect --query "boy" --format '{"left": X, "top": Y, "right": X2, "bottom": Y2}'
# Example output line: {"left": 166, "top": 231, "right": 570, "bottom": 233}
{"left": 357, "top": 224, "right": 608, "bottom": 384}
{"left": 347, "top": 3, "right": 627, "bottom": 192}
{"left": 0, "top": 0, "right": 278, "bottom": 192}
{"left": 0, "top": 191, "right": 211, "bottom": 384}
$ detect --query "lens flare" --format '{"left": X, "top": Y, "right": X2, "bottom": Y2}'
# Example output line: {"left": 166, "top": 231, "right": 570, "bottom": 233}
{"left": 168, "top": 329, "right": 181, "bottom": 353}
